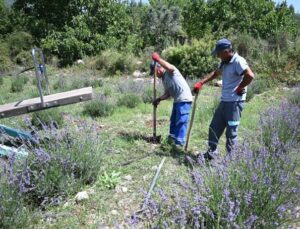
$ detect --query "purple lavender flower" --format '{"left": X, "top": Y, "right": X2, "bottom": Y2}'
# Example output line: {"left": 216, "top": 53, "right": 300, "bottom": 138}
{"left": 244, "top": 215, "right": 258, "bottom": 227}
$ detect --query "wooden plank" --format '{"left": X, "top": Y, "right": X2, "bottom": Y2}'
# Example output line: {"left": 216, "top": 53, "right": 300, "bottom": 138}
{"left": 0, "top": 87, "right": 93, "bottom": 119}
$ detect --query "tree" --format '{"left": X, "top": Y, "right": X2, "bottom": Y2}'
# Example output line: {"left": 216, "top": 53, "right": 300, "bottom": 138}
{"left": 141, "top": 2, "right": 183, "bottom": 51}
{"left": 182, "top": 0, "right": 211, "bottom": 39}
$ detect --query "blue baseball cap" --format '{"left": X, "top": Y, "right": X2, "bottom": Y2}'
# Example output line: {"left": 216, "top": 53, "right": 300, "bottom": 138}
{"left": 149, "top": 61, "right": 161, "bottom": 75}
{"left": 211, "top": 38, "right": 232, "bottom": 56}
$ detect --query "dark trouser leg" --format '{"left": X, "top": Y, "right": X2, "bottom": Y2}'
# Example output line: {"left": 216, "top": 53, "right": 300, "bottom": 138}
{"left": 208, "top": 102, "right": 226, "bottom": 152}
{"left": 224, "top": 101, "right": 244, "bottom": 153}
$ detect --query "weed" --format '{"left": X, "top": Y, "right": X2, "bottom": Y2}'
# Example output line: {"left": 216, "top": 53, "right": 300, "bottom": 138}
{"left": 10, "top": 76, "right": 29, "bottom": 93}
{"left": 97, "top": 171, "right": 121, "bottom": 190}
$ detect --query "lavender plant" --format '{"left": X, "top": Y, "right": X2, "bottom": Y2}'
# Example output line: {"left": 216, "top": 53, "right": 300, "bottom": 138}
{"left": 131, "top": 88, "right": 300, "bottom": 228}
{"left": 0, "top": 121, "right": 106, "bottom": 226}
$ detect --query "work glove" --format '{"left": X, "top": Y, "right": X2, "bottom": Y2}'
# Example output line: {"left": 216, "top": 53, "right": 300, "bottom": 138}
{"left": 152, "top": 98, "right": 161, "bottom": 107}
{"left": 235, "top": 85, "right": 246, "bottom": 96}
{"left": 152, "top": 52, "right": 160, "bottom": 62}
{"left": 193, "top": 81, "right": 203, "bottom": 94}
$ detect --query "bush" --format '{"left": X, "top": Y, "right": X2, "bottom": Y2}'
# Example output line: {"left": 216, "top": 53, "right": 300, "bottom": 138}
{"left": 14, "top": 50, "right": 33, "bottom": 68}
{"left": 92, "top": 50, "right": 138, "bottom": 76}
{"left": 246, "top": 75, "right": 278, "bottom": 101}
{"left": 7, "top": 31, "right": 33, "bottom": 58}
{"left": 10, "top": 76, "right": 29, "bottom": 93}
{"left": 0, "top": 183, "right": 30, "bottom": 228}
{"left": 163, "top": 39, "right": 217, "bottom": 78}
{"left": 0, "top": 42, "right": 12, "bottom": 73}
{"left": 31, "top": 108, "right": 64, "bottom": 129}
{"left": 117, "top": 93, "right": 142, "bottom": 108}
{"left": 83, "top": 95, "right": 115, "bottom": 117}
{"left": 1, "top": 123, "right": 106, "bottom": 211}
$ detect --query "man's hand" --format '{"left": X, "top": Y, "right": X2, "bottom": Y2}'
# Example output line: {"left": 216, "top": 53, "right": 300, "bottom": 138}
{"left": 193, "top": 81, "right": 203, "bottom": 94}
{"left": 152, "top": 98, "right": 161, "bottom": 107}
{"left": 235, "top": 85, "right": 245, "bottom": 96}
{"left": 152, "top": 52, "right": 160, "bottom": 62}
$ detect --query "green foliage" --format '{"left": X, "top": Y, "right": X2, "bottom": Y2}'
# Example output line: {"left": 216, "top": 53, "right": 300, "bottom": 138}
{"left": 141, "top": 3, "right": 183, "bottom": 51}
{"left": 42, "top": 15, "right": 102, "bottom": 67}
{"left": 92, "top": 50, "right": 138, "bottom": 76}
{"left": 117, "top": 93, "right": 142, "bottom": 108}
{"left": 14, "top": 50, "right": 33, "bottom": 68}
{"left": 0, "top": 41, "right": 12, "bottom": 73}
{"left": 0, "top": 183, "right": 30, "bottom": 228}
{"left": 31, "top": 108, "right": 64, "bottom": 129}
{"left": 7, "top": 31, "right": 33, "bottom": 58}
{"left": 182, "top": 0, "right": 211, "bottom": 39}
{"left": 97, "top": 171, "right": 121, "bottom": 190}
{"left": 0, "top": 76, "right": 3, "bottom": 85}
{"left": 10, "top": 75, "right": 28, "bottom": 92}
{"left": 15, "top": 124, "right": 106, "bottom": 208}
{"left": 83, "top": 96, "right": 115, "bottom": 118}
{"left": 246, "top": 76, "right": 278, "bottom": 101}
{"left": 163, "top": 39, "right": 217, "bottom": 78}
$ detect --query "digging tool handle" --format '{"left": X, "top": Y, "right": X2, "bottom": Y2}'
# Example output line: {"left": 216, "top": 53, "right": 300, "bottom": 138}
{"left": 184, "top": 92, "right": 199, "bottom": 152}
{"left": 153, "top": 62, "right": 157, "bottom": 138}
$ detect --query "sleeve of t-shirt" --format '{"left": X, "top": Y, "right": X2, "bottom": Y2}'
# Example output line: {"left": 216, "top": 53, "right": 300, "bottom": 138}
{"left": 236, "top": 58, "right": 248, "bottom": 76}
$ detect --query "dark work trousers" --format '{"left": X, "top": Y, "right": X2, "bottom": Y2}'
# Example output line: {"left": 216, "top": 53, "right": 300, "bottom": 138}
{"left": 208, "top": 101, "right": 245, "bottom": 153}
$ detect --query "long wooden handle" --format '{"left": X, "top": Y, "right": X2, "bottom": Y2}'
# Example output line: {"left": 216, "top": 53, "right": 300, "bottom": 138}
{"left": 153, "top": 64, "right": 157, "bottom": 138}
{"left": 184, "top": 92, "right": 199, "bottom": 152}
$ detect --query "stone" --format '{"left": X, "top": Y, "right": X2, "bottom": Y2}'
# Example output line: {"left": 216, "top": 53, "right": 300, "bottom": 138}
{"left": 75, "top": 191, "right": 89, "bottom": 203}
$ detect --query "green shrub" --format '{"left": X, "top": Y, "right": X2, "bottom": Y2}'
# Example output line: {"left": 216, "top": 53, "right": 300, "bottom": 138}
{"left": 246, "top": 76, "right": 278, "bottom": 101}
{"left": 142, "top": 87, "right": 154, "bottom": 103}
{"left": 10, "top": 76, "right": 29, "bottom": 92}
{"left": 117, "top": 93, "right": 142, "bottom": 108}
{"left": 83, "top": 96, "right": 115, "bottom": 117}
{"left": 7, "top": 31, "right": 33, "bottom": 58}
{"left": 93, "top": 50, "right": 138, "bottom": 76}
{"left": 0, "top": 183, "right": 30, "bottom": 228}
{"left": 14, "top": 50, "right": 33, "bottom": 68}
{"left": 31, "top": 108, "right": 64, "bottom": 129}
{"left": 163, "top": 39, "right": 217, "bottom": 78}
{"left": 0, "top": 42, "right": 12, "bottom": 73}
{"left": 1, "top": 124, "right": 106, "bottom": 211}
{"left": 0, "top": 76, "right": 3, "bottom": 85}
{"left": 53, "top": 76, "right": 68, "bottom": 90}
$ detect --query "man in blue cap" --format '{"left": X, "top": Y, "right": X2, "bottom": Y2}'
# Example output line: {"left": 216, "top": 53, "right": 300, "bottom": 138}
{"left": 150, "top": 52, "right": 193, "bottom": 146}
{"left": 193, "top": 38, "right": 255, "bottom": 160}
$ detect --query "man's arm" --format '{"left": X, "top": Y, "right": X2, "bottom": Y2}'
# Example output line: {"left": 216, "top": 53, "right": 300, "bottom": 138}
{"left": 235, "top": 67, "right": 255, "bottom": 94}
{"left": 152, "top": 52, "right": 175, "bottom": 73}
{"left": 193, "top": 69, "right": 221, "bottom": 93}
{"left": 237, "top": 67, "right": 255, "bottom": 88}
{"left": 200, "top": 69, "right": 221, "bottom": 84}
{"left": 153, "top": 91, "right": 170, "bottom": 106}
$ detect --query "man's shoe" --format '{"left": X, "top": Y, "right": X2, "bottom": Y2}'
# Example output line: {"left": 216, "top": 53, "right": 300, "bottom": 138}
{"left": 203, "top": 152, "right": 214, "bottom": 161}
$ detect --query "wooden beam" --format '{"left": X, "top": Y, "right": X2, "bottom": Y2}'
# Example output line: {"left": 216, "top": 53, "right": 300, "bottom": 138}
{"left": 0, "top": 87, "right": 93, "bottom": 119}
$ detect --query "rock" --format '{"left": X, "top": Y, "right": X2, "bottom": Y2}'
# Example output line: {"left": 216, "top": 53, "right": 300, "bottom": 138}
{"left": 124, "top": 175, "right": 132, "bottom": 181}
{"left": 111, "top": 210, "right": 118, "bottom": 215}
{"left": 136, "top": 61, "right": 143, "bottom": 65}
{"left": 121, "top": 187, "right": 128, "bottom": 193}
{"left": 75, "top": 191, "right": 89, "bottom": 203}
{"left": 133, "top": 70, "right": 143, "bottom": 78}
{"left": 76, "top": 59, "right": 84, "bottom": 65}
{"left": 133, "top": 78, "right": 145, "bottom": 82}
